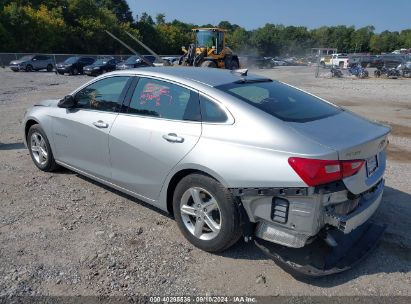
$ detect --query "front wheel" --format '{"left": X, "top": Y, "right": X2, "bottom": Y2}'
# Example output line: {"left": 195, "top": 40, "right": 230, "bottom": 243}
{"left": 46, "top": 64, "right": 53, "bottom": 72}
{"left": 27, "top": 124, "right": 59, "bottom": 172}
{"left": 173, "top": 173, "right": 242, "bottom": 253}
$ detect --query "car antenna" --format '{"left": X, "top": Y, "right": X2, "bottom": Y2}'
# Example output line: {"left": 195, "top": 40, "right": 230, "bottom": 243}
{"left": 231, "top": 68, "right": 248, "bottom": 76}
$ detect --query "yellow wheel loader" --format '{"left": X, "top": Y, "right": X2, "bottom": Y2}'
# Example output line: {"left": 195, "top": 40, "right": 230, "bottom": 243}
{"left": 179, "top": 28, "right": 240, "bottom": 69}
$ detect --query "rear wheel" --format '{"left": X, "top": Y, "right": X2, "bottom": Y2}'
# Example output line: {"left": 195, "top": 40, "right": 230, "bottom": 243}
{"left": 173, "top": 173, "right": 242, "bottom": 252}
{"left": 200, "top": 61, "right": 217, "bottom": 68}
{"left": 46, "top": 64, "right": 53, "bottom": 72}
{"left": 27, "top": 124, "right": 59, "bottom": 172}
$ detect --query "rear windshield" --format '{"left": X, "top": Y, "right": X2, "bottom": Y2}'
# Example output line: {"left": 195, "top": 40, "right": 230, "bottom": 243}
{"left": 216, "top": 81, "right": 342, "bottom": 122}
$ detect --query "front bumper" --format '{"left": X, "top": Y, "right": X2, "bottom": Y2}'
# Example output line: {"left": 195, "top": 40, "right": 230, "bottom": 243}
{"left": 84, "top": 69, "right": 99, "bottom": 76}
{"left": 56, "top": 67, "right": 69, "bottom": 73}
{"left": 10, "top": 65, "right": 23, "bottom": 71}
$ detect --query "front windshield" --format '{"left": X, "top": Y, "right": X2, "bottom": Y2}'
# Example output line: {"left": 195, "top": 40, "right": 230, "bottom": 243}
{"left": 64, "top": 57, "right": 79, "bottom": 64}
{"left": 125, "top": 56, "right": 140, "bottom": 64}
{"left": 196, "top": 30, "right": 217, "bottom": 48}
{"left": 19, "top": 55, "right": 33, "bottom": 61}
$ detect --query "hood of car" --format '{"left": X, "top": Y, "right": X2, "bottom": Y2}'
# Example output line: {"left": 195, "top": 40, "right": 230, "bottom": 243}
{"left": 10, "top": 60, "right": 26, "bottom": 65}
{"left": 85, "top": 64, "right": 103, "bottom": 68}
{"left": 56, "top": 63, "right": 72, "bottom": 67}
{"left": 33, "top": 99, "right": 60, "bottom": 107}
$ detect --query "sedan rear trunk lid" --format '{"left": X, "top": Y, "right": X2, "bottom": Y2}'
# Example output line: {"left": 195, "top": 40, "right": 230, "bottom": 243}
{"left": 287, "top": 111, "right": 390, "bottom": 194}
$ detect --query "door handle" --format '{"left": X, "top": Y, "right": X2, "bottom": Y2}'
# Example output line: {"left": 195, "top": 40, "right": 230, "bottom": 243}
{"left": 92, "top": 120, "right": 109, "bottom": 128}
{"left": 162, "top": 133, "right": 184, "bottom": 143}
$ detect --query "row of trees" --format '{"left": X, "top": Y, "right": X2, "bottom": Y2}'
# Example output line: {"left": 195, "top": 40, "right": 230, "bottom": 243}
{"left": 1, "top": 0, "right": 410, "bottom": 56}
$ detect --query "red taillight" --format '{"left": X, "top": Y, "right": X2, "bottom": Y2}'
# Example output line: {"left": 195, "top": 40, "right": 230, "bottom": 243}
{"left": 288, "top": 157, "right": 364, "bottom": 186}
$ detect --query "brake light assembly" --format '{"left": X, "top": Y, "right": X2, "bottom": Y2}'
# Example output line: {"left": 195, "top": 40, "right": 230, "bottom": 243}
{"left": 288, "top": 157, "right": 364, "bottom": 187}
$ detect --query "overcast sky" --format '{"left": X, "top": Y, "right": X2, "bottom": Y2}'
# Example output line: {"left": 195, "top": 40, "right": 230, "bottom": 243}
{"left": 126, "top": 0, "right": 410, "bottom": 33}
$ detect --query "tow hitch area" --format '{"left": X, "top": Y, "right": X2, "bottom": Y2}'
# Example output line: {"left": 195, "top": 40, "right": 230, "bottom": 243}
{"left": 254, "top": 222, "right": 386, "bottom": 278}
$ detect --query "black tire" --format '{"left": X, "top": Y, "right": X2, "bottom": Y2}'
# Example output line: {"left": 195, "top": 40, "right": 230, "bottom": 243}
{"left": 228, "top": 60, "right": 239, "bottom": 70}
{"left": 71, "top": 67, "right": 79, "bottom": 75}
{"left": 27, "top": 124, "right": 59, "bottom": 172}
{"left": 200, "top": 61, "right": 217, "bottom": 68}
{"left": 26, "top": 64, "right": 33, "bottom": 72}
{"left": 173, "top": 173, "right": 242, "bottom": 253}
{"left": 46, "top": 64, "right": 53, "bottom": 72}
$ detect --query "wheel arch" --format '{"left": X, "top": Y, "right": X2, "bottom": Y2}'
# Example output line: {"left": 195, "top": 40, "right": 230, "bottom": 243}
{"left": 165, "top": 167, "right": 228, "bottom": 216}
{"left": 24, "top": 119, "right": 40, "bottom": 141}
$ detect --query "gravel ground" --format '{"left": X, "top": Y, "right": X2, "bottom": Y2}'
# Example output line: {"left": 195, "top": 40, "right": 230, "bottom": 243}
{"left": 0, "top": 66, "right": 410, "bottom": 297}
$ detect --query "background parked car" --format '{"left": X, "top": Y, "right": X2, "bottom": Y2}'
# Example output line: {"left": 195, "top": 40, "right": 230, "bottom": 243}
{"left": 9, "top": 55, "right": 54, "bottom": 72}
{"left": 83, "top": 57, "right": 120, "bottom": 76}
{"left": 271, "top": 57, "right": 288, "bottom": 66}
{"left": 161, "top": 56, "right": 180, "bottom": 65}
{"left": 56, "top": 56, "right": 95, "bottom": 75}
{"left": 239, "top": 55, "right": 273, "bottom": 69}
{"left": 116, "top": 55, "right": 155, "bottom": 70}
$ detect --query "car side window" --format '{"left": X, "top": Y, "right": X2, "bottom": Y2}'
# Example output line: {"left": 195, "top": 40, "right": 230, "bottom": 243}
{"left": 127, "top": 78, "right": 201, "bottom": 121}
{"left": 74, "top": 76, "right": 130, "bottom": 112}
{"left": 200, "top": 95, "right": 228, "bottom": 123}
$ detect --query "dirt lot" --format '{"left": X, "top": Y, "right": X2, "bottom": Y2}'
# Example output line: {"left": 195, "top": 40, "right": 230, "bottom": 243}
{"left": 0, "top": 66, "right": 410, "bottom": 297}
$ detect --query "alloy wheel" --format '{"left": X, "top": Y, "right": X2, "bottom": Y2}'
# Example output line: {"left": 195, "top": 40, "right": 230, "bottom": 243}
{"left": 180, "top": 187, "right": 221, "bottom": 241}
{"left": 30, "top": 132, "right": 48, "bottom": 166}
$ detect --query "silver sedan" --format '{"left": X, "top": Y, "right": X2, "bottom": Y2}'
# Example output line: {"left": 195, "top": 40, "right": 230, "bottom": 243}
{"left": 23, "top": 67, "right": 390, "bottom": 270}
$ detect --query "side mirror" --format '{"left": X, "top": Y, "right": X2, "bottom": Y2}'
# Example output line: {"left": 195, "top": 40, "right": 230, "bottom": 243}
{"left": 58, "top": 95, "right": 76, "bottom": 108}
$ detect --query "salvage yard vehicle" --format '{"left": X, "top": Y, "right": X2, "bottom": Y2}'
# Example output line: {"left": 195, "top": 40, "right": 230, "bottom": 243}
{"left": 374, "top": 65, "right": 401, "bottom": 78}
{"left": 349, "top": 63, "right": 369, "bottom": 78}
{"left": 398, "top": 62, "right": 411, "bottom": 77}
{"left": 320, "top": 53, "right": 349, "bottom": 69}
{"left": 115, "top": 55, "right": 155, "bottom": 70}
{"left": 56, "top": 56, "right": 95, "bottom": 75}
{"left": 179, "top": 28, "right": 240, "bottom": 69}
{"left": 23, "top": 67, "right": 390, "bottom": 277}
{"left": 9, "top": 54, "right": 54, "bottom": 72}
{"left": 83, "top": 57, "right": 120, "bottom": 76}
{"left": 330, "top": 65, "right": 343, "bottom": 78}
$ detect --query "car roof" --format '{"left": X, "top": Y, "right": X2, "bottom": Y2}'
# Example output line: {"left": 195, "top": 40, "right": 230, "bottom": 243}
{"left": 106, "top": 67, "right": 269, "bottom": 87}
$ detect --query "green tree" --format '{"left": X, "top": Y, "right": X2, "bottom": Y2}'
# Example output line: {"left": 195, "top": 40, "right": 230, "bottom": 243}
{"left": 156, "top": 13, "right": 165, "bottom": 25}
{"left": 399, "top": 29, "right": 411, "bottom": 48}
{"left": 250, "top": 24, "right": 282, "bottom": 56}
{"left": 139, "top": 12, "right": 154, "bottom": 25}
{"left": 351, "top": 26, "right": 374, "bottom": 52}
{"left": 226, "top": 27, "right": 249, "bottom": 53}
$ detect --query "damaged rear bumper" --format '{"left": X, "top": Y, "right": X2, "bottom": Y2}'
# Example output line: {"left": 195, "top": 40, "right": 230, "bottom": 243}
{"left": 254, "top": 221, "right": 386, "bottom": 278}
